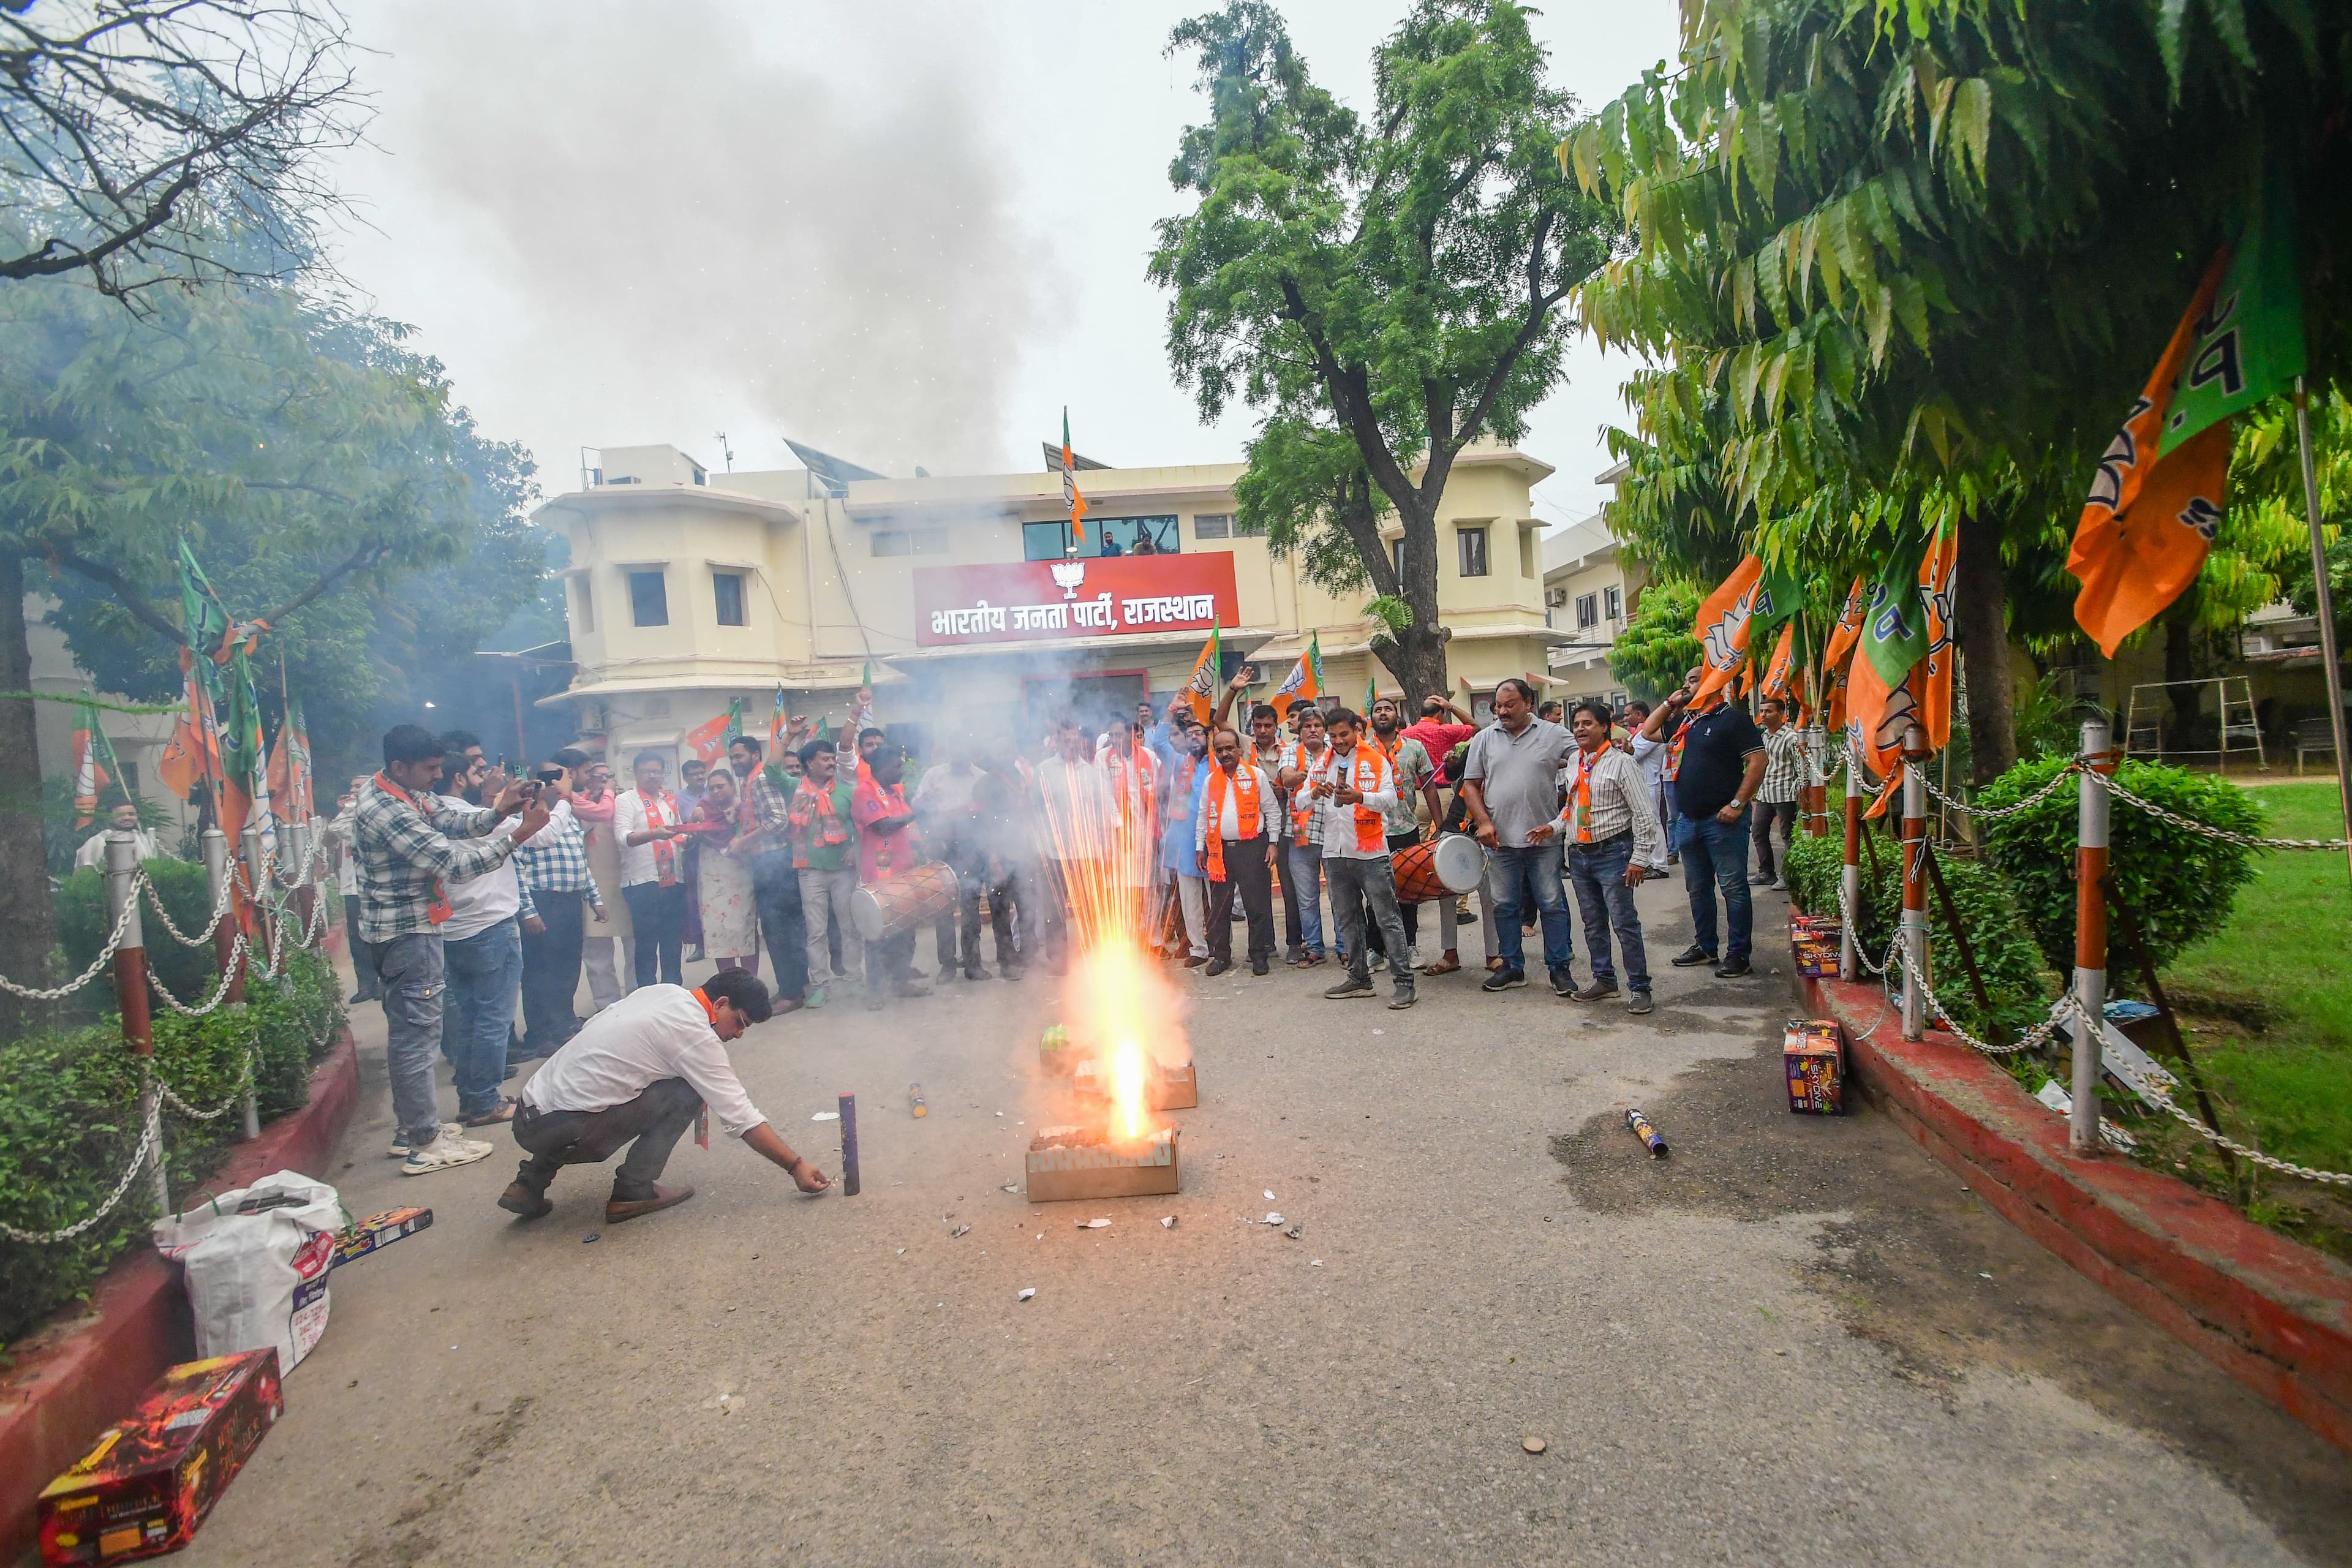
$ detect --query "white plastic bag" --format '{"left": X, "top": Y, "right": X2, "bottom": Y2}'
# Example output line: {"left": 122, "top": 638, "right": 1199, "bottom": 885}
{"left": 153, "top": 1170, "right": 342, "bottom": 1372}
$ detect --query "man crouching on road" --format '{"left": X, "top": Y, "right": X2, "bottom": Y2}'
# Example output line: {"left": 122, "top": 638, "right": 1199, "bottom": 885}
{"left": 498, "top": 967, "right": 830, "bottom": 1224}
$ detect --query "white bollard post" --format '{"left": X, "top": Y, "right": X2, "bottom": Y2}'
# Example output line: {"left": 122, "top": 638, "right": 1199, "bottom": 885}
{"left": 2071, "top": 718, "right": 2112, "bottom": 1153}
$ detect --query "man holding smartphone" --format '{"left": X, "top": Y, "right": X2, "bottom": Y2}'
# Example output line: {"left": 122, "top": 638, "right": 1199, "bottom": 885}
{"left": 1640, "top": 666, "right": 1768, "bottom": 979}
{"left": 512, "top": 747, "right": 607, "bottom": 1055}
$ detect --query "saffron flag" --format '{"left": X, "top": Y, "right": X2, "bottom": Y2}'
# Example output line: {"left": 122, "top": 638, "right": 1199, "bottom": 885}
{"left": 265, "top": 698, "right": 315, "bottom": 821}
{"left": 684, "top": 698, "right": 745, "bottom": 764}
{"left": 217, "top": 644, "right": 273, "bottom": 848}
{"left": 767, "top": 684, "right": 790, "bottom": 747}
{"left": 70, "top": 697, "right": 113, "bottom": 828}
{"left": 1820, "top": 575, "right": 1866, "bottom": 676}
{"left": 1689, "top": 555, "right": 1766, "bottom": 706}
{"left": 157, "top": 662, "right": 221, "bottom": 801}
{"left": 1917, "top": 522, "right": 1960, "bottom": 752}
{"left": 1846, "top": 538, "right": 1930, "bottom": 808}
{"left": 1061, "top": 408, "right": 1089, "bottom": 548}
{"left": 1757, "top": 622, "right": 1796, "bottom": 706}
{"left": 2070, "top": 183, "right": 2304, "bottom": 655}
{"left": 1184, "top": 622, "right": 1222, "bottom": 725}
{"left": 1271, "top": 632, "right": 1321, "bottom": 723}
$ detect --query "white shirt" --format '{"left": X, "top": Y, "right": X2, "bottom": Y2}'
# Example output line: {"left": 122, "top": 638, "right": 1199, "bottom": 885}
{"left": 522, "top": 983, "right": 767, "bottom": 1138}
{"left": 74, "top": 828, "right": 162, "bottom": 871}
{"left": 611, "top": 788, "right": 680, "bottom": 886}
{"left": 330, "top": 804, "right": 360, "bottom": 895}
{"left": 435, "top": 795, "right": 529, "bottom": 941}
{"left": 1036, "top": 755, "right": 1116, "bottom": 863}
{"left": 1549, "top": 745, "right": 1669, "bottom": 869}
{"left": 1193, "top": 764, "right": 1277, "bottom": 850}
{"left": 1629, "top": 733, "right": 1668, "bottom": 793}
{"left": 1308, "top": 744, "right": 1399, "bottom": 860}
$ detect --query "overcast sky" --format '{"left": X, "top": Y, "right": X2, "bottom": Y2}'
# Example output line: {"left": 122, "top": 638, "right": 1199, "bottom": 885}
{"left": 326, "top": 1, "right": 1679, "bottom": 529}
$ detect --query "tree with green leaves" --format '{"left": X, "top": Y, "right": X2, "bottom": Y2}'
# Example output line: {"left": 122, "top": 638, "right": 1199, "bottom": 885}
{"left": 0, "top": 278, "right": 532, "bottom": 1031}
{"left": 1151, "top": 0, "right": 1618, "bottom": 704}
{"left": 1567, "top": 0, "right": 2351, "bottom": 781}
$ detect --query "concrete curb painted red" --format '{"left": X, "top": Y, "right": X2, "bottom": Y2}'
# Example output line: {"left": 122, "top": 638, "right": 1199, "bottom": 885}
{"left": 0, "top": 1028, "right": 360, "bottom": 1563}
{"left": 1800, "top": 968, "right": 2352, "bottom": 1453}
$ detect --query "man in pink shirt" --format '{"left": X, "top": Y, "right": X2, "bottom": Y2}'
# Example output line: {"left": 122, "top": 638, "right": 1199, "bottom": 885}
{"left": 1401, "top": 695, "right": 1477, "bottom": 783}
{"left": 851, "top": 745, "right": 931, "bottom": 1011}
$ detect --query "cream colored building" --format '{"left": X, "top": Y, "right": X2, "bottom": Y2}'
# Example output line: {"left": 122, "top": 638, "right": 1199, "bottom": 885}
{"left": 536, "top": 440, "right": 1569, "bottom": 761}
{"left": 1539, "top": 462, "right": 1645, "bottom": 709}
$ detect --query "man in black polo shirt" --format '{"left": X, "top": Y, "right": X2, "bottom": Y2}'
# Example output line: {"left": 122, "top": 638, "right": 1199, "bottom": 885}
{"left": 1639, "top": 665, "right": 1767, "bottom": 978}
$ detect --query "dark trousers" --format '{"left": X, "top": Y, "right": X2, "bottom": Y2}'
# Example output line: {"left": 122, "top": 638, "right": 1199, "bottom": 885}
{"left": 865, "top": 929, "right": 916, "bottom": 993}
{"left": 343, "top": 897, "right": 380, "bottom": 1000}
{"left": 749, "top": 851, "right": 809, "bottom": 1000}
{"left": 962, "top": 860, "right": 1026, "bottom": 972}
{"left": 512, "top": 1077, "right": 701, "bottom": 1204}
{"left": 1272, "top": 831, "right": 1304, "bottom": 956}
{"left": 1327, "top": 852, "right": 1414, "bottom": 997}
{"left": 1678, "top": 807, "right": 1754, "bottom": 963}
{"left": 1566, "top": 832, "right": 1649, "bottom": 992}
{"left": 519, "top": 891, "right": 587, "bottom": 1052}
{"left": 621, "top": 881, "right": 687, "bottom": 987}
{"left": 1751, "top": 799, "right": 1798, "bottom": 880}
{"left": 1363, "top": 830, "right": 1422, "bottom": 955}
{"left": 1206, "top": 837, "right": 1275, "bottom": 965}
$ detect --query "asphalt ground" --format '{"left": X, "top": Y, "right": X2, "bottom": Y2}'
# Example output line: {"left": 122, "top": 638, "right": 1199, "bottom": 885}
{"left": 173, "top": 880, "right": 2352, "bottom": 1567}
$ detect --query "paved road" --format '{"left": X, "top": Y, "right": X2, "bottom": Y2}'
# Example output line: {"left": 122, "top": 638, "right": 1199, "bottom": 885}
{"left": 183, "top": 882, "right": 2351, "bottom": 1567}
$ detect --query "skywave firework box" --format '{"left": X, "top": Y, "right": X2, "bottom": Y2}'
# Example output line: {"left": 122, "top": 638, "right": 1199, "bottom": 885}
{"left": 1789, "top": 915, "right": 1842, "bottom": 979}
{"left": 1784, "top": 1019, "right": 1846, "bottom": 1114}
{"left": 38, "top": 1349, "right": 281, "bottom": 1566}
{"left": 1024, "top": 1125, "right": 1180, "bottom": 1202}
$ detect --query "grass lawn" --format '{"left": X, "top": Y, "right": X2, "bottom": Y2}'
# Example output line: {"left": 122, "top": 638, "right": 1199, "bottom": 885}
{"left": 2156, "top": 779, "right": 2352, "bottom": 1256}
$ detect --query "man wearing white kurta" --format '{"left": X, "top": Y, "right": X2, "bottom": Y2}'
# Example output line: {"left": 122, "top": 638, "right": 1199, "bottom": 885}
{"left": 1310, "top": 708, "right": 1414, "bottom": 1008}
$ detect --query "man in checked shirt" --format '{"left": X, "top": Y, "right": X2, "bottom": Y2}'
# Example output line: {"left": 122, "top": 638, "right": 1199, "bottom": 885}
{"left": 356, "top": 724, "right": 551, "bottom": 1176}
{"left": 1535, "top": 699, "right": 1667, "bottom": 1016}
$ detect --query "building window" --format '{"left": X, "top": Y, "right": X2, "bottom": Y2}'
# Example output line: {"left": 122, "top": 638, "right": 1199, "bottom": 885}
{"left": 1457, "top": 526, "right": 1488, "bottom": 578}
{"left": 713, "top": 571, "right": 746, "bottom": 627}
{"left": 1520, "top": 527, "right": 1537, "bottom": 579}
{"left": 628, "top": 570, "right": 668, "bottom": 627}
{"left": 1194, "top": 513, "right": 1230, "bottom": 540}
{"left": 571, "top": 577, "right": 595, "bottom": 634}
{"left": 1605, "top": 584, "right": 1623, "bottom": 620}
{"left": 1024, "top": 516, "right": 1178, "bottom": 560}
{"left": 1576, "top": 592, "right": 1599, "bottom": 630}
{"left": 872, "top": 529, "right": 949, "bottom": 558}
{"left": 1233, "top": 513, "right": 1265, "bottom": 538}
{"left": 1023, "top": 521, "right": 1068, "bottom": 561}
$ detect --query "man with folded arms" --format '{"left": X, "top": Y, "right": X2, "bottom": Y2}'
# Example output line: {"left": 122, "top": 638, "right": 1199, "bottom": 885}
{"left": 500, "top": 967, "right": 829, "bottom": 1223}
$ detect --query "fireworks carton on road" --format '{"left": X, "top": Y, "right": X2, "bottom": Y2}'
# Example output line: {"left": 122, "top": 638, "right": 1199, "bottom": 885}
{"left": 1025, "top": 1125, "right": 1182, "bottom": 1202}
{"left": 37, "top": 1349, "right": 282, "bottom": 1566}
{"left": 1784, "top": 1019, "right": 1846, "bottom": 1115}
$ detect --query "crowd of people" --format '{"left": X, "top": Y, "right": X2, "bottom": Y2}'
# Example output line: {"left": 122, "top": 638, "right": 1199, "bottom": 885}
{"left": 321, "top": 665, "right": 1801, "bottom": 1219}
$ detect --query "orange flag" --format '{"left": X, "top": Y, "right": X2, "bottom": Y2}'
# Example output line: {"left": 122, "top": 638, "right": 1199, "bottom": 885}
{"left": 1917, "top": 522, "right": 1959, "bottom": 751}
{"left": 1183, "top": 623, "right": 1222, "bottom": 725}
{"left": 156, "top": 662, "right": 221, "bottom": 801}
{"left": 1757, "top": 622, "right": 1796, "bottom": 704}
{"left": 1689, "top": 555, "right": 1765, "bottom": 706}
{"left": 1845, "top": 649, "right": 1920, "bottom": 819}
{"left": 2066, "top": 255, "right": 2230, "bottom": 657}
{"left": 1820, "top": 576, "right": 1865, "bottom": 675}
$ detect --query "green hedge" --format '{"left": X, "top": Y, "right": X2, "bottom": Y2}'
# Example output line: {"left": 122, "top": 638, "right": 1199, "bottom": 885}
{"left": 1783, "top": 831, "right": 2055, "bottom": 1044}
{"left": 0, "top": 949, "right": 343, "bottom": 1351}
{"left": 1978, "top": 755, "right": 2260, "bottom": 979}
{"left": 55, "top": 859, "right": 223, "bottom": 1006}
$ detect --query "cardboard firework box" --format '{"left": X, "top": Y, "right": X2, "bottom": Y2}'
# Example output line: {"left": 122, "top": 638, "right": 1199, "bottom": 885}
{"left": 1784, "top": 1019, "right": 1846, "bottom": 1115}
{"left": 331, "top": 1205, "right": 432, "bottom": 1268}
{"left": 1070, "top": 1054, "right": 1200, "bottom": 1112}
{"left": 38, "top": 1349, "right": 282, "bottom": 1566}
{"left": 1024, "top": 1125, "right": 1181, "bottom": 1202}
{"left": 1789, "top": 915, "right": 1842, "bottom": 979}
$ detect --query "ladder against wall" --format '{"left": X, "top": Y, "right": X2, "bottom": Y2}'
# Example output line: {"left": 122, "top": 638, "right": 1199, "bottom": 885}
{"left": 2124, "top": 676, "right": 2268, "bottom": 770}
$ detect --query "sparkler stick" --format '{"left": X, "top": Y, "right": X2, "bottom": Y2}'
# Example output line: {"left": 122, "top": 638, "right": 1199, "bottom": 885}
{"left": 838, "top": 1092, "right": 861, "bottom": 1196}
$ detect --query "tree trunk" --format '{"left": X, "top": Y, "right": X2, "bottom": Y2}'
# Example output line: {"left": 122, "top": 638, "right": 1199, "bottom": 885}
{"left": 1378, "top": 623, "right": 1452, "bottom": 714}
{"left": 2163, "top": 611, "right": 2198, "bottom": 741}
{"left": 0, "top": 551, "right": 57, "bottom": 1038}
{"left": 1953, "top": 515, "right": 2016, "bottom": 785}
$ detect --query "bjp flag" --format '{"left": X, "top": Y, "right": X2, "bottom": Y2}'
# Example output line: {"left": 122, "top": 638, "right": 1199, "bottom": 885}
{"left": 1061, "top": 408, "right": 1090, "bottom": 548}
{"left": 1916, "top": 521, "right": 1959, "bottom": 752}
{"left": 1270, "top": 631, "right": 1321, "bottom": 723}
{"left": 1757, "top": 621, "right": 1796, "bottom": 706}
{"left": 1689, "top": 554, "right": 1765, "bottom": 706}
{"left": 1183, "top": 623, "right": 1222, "bottom": 725}
{"left": 1821, "top": 576, "right": 1865, "bottom": 676}
{"left": 2070, "top": 183, "right": 2304, "bottom": 655}
{"left": 70, "top": 698, "right": 113, "bottom": 828}
{"left": 683, "top": 698, "right": 744, "bottom": 764}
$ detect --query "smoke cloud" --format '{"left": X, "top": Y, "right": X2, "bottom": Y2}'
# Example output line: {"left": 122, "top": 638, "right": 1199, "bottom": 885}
{"left": 342, "top": 0, "right": 1052, "bottom": 477}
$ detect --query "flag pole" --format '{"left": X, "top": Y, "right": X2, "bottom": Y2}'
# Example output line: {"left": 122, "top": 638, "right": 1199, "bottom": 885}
{"left": 2293, "top": 376, "right": 2352, "bottom": 888}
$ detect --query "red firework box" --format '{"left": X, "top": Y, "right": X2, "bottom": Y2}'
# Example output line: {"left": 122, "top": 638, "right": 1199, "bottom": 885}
{"left": 38, "top": 1349, "right": 282, "bottom": 1566}
{"left": 1789, "top": 915, "right": 1842, "bottom": 979}
{"left": 1784, "top": 1019, "right": 1845, "bottom": 1115}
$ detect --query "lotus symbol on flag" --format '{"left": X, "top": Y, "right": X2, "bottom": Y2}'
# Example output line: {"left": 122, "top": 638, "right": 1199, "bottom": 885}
{"left": 1050, "top": 561, "right": 1086, "bottom": 599}
{"left": 1700, "top": 611, "right": 1746, "bottom": 671}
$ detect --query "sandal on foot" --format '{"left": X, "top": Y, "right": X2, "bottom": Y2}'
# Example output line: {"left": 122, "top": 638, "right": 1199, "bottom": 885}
{"left": 462, "top": 1098, "right": 518, "bottom": 1128}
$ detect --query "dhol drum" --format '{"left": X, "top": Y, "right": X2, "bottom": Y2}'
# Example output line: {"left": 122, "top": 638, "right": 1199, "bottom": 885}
{"left": 851, "top": 862, "right": 962, "bottom": 943}
{"left": 1390, "top": 832, "right": 1485, "bottom": 903}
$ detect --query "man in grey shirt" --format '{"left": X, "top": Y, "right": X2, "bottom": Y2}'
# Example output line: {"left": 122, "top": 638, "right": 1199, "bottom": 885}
{"left": 1460, "top": 677, "right": 1579, "bottom": 996}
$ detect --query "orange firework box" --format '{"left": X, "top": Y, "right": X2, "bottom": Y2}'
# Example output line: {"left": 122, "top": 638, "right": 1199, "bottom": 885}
{"left": 39, "top": 1349, "right": 282, "bottom": 1566}
{"left": 1784, "top": 1019, "right": 1845, "bottom": 1115}
{"left": 1024, "top": 1125, "right": 1181, "bottom": 1202}
{"left": 1070, "top": 1053, "right": 1199, "bottom": 1111}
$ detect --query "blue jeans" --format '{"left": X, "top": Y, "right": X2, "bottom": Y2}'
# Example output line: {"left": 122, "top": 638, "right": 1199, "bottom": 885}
{"left": 443, "top": 918, "right": 522, "bottom": 1118}
{"left": 1678, "top": 808, "right": 1754, "bottom": 963}
{"left": 1566, "top": 834, "right": 1649, "bottom": 992}
{"left": 376, "top": 933, "right": 445, "bottom": 1147}
{"left": 1488, "top": 842, "right": 1572, "bottom": 974}
{"left": 1286, "top": 842, "right": 1327, "bottom": 957}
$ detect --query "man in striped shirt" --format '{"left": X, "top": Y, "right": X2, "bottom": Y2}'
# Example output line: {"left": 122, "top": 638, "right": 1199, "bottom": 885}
{"left": 1539, "top": 699, "right": 1667, "bottom": 1015}
{"left": 1749, "top": 696, "right": 1807, "bottom": 892}
{"left": 512, "top": 746, "right": 608, "bottom": 1057}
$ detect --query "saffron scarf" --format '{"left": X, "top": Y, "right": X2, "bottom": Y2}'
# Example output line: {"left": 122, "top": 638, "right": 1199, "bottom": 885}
{"left": 1200, "top": 763, "right": 1263, "bottom": 882}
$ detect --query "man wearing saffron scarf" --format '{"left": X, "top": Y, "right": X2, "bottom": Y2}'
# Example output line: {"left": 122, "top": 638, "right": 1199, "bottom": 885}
{"left": 1193, "top": 724, "right": 1277, "bottom": 977}
{"left": 1640, "top": 665, "right": 1766, "bottom": 979}
{"left": 791, "top": 739, "right": 862, "bottom": 1007}
{"left": 1542, "top": 699, "right": 1665, "bottom": 1016}
{"left": 614, "top": 752, "right": 691, "bottom": 989}
{"left": 1311, "top": 708, "right": 1415, "bottom": 1009}
{"left": 500, "top": 968, "right": 830, "bottom": 1224}
{"left": 1158, "top": 717, "right": 1212, "bottom": 967}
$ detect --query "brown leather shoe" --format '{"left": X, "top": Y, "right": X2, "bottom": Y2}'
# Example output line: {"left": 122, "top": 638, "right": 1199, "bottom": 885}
{"left": 497, "top": 1182, "right": 552, "bottom": 1219}
{"left": 605, "top": 1183, "right": 696, "bottom": 1224}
